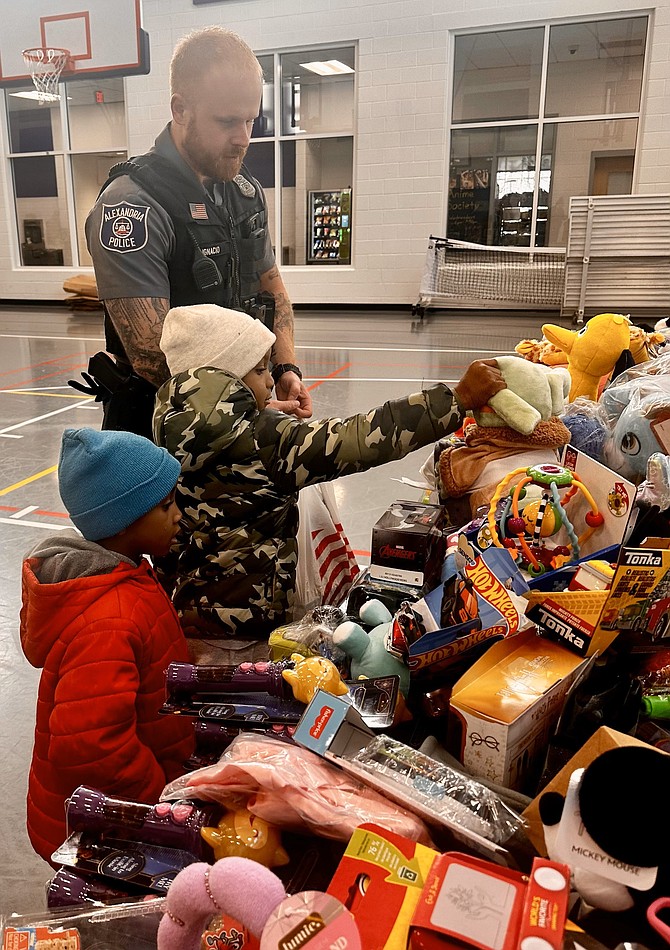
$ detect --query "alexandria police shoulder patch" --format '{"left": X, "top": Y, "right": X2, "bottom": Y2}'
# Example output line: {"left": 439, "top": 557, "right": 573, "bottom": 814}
{"left": 233, "top": 174, "right": 255, "bottom": 198}
{"left": 99, "top": 202, "right": 150, "bottom": 254}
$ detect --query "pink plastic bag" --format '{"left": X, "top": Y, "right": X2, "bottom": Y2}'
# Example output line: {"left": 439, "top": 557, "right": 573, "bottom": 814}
{"left": 162, "top": 733, "right": 431, "bottom": 844}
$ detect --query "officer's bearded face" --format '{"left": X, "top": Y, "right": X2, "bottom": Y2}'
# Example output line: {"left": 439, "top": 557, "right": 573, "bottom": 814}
{"left": 183, "top": 115, "right": 246, "bottom": 181}
{"left": 181, "top": 66, "right": 262, "bottom": 182}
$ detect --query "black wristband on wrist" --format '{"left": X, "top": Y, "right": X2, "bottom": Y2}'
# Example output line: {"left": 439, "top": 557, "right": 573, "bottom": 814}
{"left": 272, "top": 363, "right": 303, "bottom": 383}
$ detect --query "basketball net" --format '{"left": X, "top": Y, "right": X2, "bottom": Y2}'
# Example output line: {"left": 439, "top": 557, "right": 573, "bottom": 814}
{"left": 22, "top": 48, "right": 72, "bottom": 103}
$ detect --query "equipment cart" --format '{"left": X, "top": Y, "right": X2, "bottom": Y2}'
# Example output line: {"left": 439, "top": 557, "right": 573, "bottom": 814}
{"left": 412, "top": 236, "right": 566, "bottom": 320}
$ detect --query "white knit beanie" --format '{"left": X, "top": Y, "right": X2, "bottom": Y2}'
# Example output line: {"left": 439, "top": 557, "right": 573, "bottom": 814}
{"left": 160, "top": 304, "right": 276, "bottom": 377}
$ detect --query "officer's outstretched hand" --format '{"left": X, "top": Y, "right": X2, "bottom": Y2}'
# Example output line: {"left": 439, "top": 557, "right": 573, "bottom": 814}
{"left": 271, "top": 371, "right": 313, "bottom": 418}
{"left": 453, "top": 358, "right": 506, "bottom": 411}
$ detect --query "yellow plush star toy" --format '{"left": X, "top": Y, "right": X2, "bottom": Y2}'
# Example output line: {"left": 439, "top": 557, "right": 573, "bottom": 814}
{"left": 542, "top": 313, "right": 631, "bottom": 401}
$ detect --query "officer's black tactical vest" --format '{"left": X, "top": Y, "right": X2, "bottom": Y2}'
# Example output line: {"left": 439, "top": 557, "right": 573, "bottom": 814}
{"left": 99, "top": 153, "right": 268, "bottom": 360}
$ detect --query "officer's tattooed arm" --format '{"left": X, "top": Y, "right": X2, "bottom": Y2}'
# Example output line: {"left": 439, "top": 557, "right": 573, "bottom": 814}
{"left": 104, "top": 297, "right": 171, "bottom": 388}
{"left": 259, "top": 265, "right": 313, "bottom": 419}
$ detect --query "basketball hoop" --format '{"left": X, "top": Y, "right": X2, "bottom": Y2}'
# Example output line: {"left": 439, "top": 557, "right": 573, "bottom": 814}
{"left": 22, "top": 47, "right": 73, "bottom": 103}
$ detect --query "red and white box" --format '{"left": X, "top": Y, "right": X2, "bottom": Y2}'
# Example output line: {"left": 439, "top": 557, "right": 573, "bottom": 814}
{"left": 409, "top": 853, "right": 570, "bottom": 950}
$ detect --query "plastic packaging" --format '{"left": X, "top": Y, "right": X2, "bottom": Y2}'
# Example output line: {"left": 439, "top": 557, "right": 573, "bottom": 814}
{"left": 348, "top": 735, "right": 524, "bottom": 845}
{"left": 269, "top": 605, "right": 347, "bottom": 666}
{"left": 65, "top": 787, "right": 219, "bottom": 858}
{"left": 161, "top": 732, "right": 431, "bottom": 845}
{"left": 1, "top": 899, "right": 163, "bottom": 949}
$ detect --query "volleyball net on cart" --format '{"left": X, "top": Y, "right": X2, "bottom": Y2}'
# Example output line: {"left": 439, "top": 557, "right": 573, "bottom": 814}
{"left": 413, "top": 236, "right": 566, "bottom": 318}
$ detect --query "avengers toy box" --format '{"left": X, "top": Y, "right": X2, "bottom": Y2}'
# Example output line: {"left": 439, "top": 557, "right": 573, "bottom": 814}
{"left": 370, "top": 501, "right": 445, "bottom": 589}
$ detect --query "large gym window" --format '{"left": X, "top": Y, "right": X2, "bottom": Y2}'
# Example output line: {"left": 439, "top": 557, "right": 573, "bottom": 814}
{"left": 244, "top": 45, "right": 356, "bottom": 266}
{"left": 447, "top": 16, "right": 648, "bottom": 249}
{"left": 4, "top": 77, "right": 127, "bottom": 267}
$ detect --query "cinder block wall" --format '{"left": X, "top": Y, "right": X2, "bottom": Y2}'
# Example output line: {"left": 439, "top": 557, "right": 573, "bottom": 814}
{"left": 0, "top": 0, "right": 667, "bottom": 304}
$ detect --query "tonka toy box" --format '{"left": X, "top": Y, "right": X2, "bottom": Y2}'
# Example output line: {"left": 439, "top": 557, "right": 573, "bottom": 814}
{"left": 370, "top": 501, "right": 445, "bottom": 589}
{"left": 448, "top": 628, "right": 589, "bottom": 791}
{"left": 592, "top": 538, "right": 670, "bottom": 649}
{"left": 526, "top": 537, "right": 670, "bottom": 658}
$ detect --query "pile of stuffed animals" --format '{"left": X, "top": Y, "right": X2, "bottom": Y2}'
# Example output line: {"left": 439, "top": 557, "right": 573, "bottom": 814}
{"left": 431, "top": 312, "right": 670, "bottom": 518}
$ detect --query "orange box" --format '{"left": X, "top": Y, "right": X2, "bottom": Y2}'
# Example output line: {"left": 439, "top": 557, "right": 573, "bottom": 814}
{"left": 448, "top": 629, "right": 588, "bottom": 790}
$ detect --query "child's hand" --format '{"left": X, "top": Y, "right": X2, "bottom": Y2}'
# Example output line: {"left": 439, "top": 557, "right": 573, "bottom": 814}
{"left": 267, "top": 397, "right": 302, "bottom": 414}
{"left": 453, "top": 358, "right": 506, "bottom": 411}
{"left": 274, "top": 372, "right": 313, "bottom": 418}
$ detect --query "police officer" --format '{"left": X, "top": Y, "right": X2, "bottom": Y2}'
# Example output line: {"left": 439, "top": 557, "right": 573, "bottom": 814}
{"left": 84, "top": 26, "right": 312, "bottom": 436}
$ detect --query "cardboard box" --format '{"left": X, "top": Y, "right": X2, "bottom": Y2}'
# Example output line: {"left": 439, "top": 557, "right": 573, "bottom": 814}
{"left": 448, "top": 629, "right": 589, "bottom": 791}
{"left": 524, "top": 587, "right": 613, "bottom": 657}
{"left": 327, "top": 823, "right": 438, "bottom": 950}
{"left": 527, "top": 537, "right": 670, "bottom": 658}
{"left": 521, "top": 726, "right": 665, "bottom": 854}
{"left": 409, "top": 853, "right": 570, "bottom": 950}
{"left": 593, "top": 538, "right": 670, "bottom": 648}
{"left": 370, "top": 501, "right": 445, "bottom": 588}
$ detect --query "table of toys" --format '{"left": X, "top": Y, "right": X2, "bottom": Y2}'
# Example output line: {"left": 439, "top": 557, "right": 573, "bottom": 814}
{"left": 4, "top": 320, "right": 670, "bottom": 950}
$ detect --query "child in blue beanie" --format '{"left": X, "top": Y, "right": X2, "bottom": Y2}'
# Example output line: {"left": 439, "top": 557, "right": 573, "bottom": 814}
{"left": 20, "top": 428, "right": 193, "bottom": 864}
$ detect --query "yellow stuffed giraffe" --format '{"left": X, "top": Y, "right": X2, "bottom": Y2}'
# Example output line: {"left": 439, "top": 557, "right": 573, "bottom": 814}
{"left": 542, "top": 313, "right": 631, "bottom": 402}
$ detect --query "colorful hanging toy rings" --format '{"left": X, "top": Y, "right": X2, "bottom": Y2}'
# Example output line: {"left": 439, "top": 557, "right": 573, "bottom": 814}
{"left": 486, "top": 463, "right": 604, "bottom": 577}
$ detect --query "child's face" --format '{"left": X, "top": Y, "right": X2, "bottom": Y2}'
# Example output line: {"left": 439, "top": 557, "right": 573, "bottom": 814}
{"left": 242, "top": 350, "right": 274, "bottom": 410}
{"left": 121, "top": 488, "right": 181, "bottom": 558}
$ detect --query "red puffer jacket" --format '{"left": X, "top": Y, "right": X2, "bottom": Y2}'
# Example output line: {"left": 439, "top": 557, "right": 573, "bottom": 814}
{"left": 21, "top": 533, "right": 193, "bottom": 863}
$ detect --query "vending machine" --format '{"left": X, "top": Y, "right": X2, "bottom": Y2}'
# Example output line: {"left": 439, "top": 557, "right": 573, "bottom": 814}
{"left": 307, "top": 188, "right": 351, "bottom": 264}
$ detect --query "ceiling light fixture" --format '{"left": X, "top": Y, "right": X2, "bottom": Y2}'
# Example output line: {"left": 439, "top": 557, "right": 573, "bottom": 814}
{"left": 299, "top": 60, "right": 354, "bottom": 76}
{"left": 9, "top": 90, "right": 71, "bottom": 101}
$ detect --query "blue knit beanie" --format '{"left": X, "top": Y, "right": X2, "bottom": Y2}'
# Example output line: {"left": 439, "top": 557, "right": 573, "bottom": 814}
{"left": 58, "top": 428, "right": 181, "bottom": 541}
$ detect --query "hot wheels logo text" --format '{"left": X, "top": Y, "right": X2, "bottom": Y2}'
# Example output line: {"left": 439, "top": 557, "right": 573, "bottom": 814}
{"left": 464, "top": 559, "right": 520, "bottom": 632}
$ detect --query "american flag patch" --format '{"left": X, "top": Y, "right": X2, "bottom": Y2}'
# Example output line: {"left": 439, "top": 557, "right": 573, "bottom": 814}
{"left": 189, "top": 203, "right": 208, "bottom": 220}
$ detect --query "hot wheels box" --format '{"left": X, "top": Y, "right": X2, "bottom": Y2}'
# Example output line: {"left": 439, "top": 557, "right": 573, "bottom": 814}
{"left": 370, "top": 501, "right": 445, "bottom": 588}
{"left": 408, "top": 542, "right": 534, "bottom": 680}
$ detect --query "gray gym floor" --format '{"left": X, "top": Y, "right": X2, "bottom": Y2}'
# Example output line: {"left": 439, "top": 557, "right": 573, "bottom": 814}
{"left": 0, "top": 302, "right": 567, "bottom": 915}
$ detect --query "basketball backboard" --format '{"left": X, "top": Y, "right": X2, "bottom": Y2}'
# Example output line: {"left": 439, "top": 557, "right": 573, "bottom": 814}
{"left": 0, "top": 0, "right": 149, "bottom": 86}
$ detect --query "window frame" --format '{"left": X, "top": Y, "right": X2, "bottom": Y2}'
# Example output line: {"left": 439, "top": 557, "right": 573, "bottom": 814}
{"left": 445, "top": 13, "right": 650, "bottom": 250}
{"left": 251, "top": 42, "right": 357, "bottom": 267}
{"left": 2, "top": 78, "right": 128, "bottom": 269}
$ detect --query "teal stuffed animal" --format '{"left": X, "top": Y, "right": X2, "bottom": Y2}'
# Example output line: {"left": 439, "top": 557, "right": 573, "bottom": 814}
{"left": 333, "top": 599, "right": 410, "bottom": 696}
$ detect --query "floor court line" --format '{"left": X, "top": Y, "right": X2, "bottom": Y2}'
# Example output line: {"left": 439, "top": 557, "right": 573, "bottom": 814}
{"left": 0, "top": 390, "right": 92, "bottom": 399}
{"left": 306, "top": 362, "right": 352, "bottom": 391}
{"left": 10, "top": 506, "right": 39, "bottom": 519}
{"left": 0, "top": 466, "right": 57, "bottom": 497}
{"left": 0, "top": 333, "right": 512, "bottom": 356}
{"left": 0, "top": 398, "right": 93, "bottom": 437}
{"left": 0, "top": 516, "right": 67, "bottom": 531}
{"left": 0, "top": 351, "right": 85, "bottom": 380}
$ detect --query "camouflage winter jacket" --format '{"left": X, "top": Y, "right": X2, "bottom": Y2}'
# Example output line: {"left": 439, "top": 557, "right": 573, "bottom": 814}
{"left": 153, "top": 367, "right": 465, "bottom": 640}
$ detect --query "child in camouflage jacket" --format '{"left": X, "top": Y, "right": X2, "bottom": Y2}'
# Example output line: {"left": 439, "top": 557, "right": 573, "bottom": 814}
{"left": 153, "top": 304, "right": 505, "bottom": 660}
